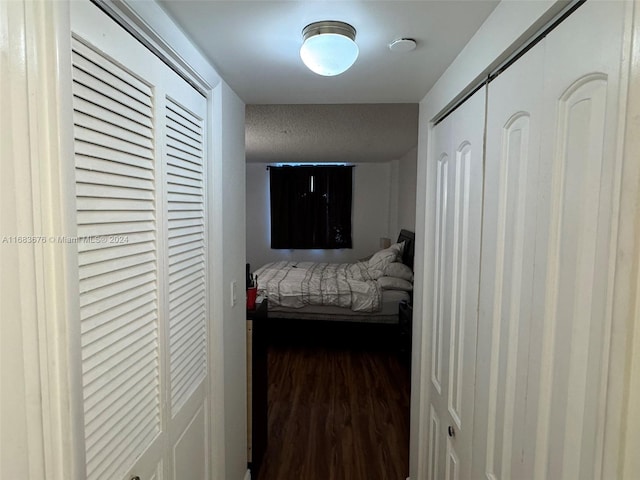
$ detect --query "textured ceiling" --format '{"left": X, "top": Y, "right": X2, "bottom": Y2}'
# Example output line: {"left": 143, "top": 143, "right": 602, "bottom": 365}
{"left": 246, "top": 104, "right": 418, "bottom": 163}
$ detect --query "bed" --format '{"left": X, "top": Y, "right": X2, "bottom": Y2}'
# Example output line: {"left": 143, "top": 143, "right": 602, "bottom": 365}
{"left": 254, "top": 230, "right": 415, "bottom": 324}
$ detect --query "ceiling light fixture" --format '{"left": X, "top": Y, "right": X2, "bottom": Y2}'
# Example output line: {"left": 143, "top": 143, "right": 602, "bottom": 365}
{"left": 300, "top": 21, "right": 359, "bottom": 76}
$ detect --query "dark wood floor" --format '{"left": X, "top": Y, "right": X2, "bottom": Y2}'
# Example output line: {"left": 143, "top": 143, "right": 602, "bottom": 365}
{"left": 257, "top": 320, "right": 410, "bottom": 480}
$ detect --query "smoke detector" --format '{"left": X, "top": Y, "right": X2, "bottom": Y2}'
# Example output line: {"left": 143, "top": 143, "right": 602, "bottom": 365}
{"left": 389, "top": 38, "right": 417, "bottom": 53}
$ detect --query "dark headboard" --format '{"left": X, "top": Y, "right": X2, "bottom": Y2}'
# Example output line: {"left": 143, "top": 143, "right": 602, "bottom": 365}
{"left": 397, "top": 229, "right": 415, "bottom": 271}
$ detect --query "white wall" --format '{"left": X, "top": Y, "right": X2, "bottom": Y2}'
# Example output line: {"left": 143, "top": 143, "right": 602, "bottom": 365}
{"left": 395, "top": 147, "right": 418, "bottom": 234}
{"left": 246, "top": 161, "right": 417, "bottom": 269}
{"left": 210, "top": 82, "right": 247, "bottom": 480}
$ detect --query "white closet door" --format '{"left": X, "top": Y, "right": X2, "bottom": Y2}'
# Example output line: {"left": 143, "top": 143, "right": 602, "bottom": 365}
{"left": 72, "top": 35, "right": 164, "bottom": 480}
{"left": 471, "top": 41, "right": 545, "bottom": 480}
{"left": 472, "top": 3, "right": 628, "bottom": 479}
{"left": 528, "top": 2, "right": 627, "bottom": 479}
{"left": 164, "top": 79, "right": 209, "bottom": 480}
{"left": 427, "top": 87, "right": 485, "bottom": 480}
{"left": 71, "top": 3, "right": 209, "bottom": 479}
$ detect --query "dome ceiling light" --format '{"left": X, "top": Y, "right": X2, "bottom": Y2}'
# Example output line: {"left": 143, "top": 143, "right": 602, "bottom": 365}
{"left": 300, "top": 21, "right": 359, "bottom": 76}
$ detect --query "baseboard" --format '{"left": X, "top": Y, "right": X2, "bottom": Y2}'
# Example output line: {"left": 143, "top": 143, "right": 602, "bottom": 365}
{"left": 244, "top": 469, "right": 251, "bottom": 480}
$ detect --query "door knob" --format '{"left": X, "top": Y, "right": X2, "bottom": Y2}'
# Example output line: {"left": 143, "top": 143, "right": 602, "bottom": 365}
{"left": 448, "top": 425, "right": 455, "bottom": 438}
{"left": 131, "top": 476, "right": 141, "bottom": 480}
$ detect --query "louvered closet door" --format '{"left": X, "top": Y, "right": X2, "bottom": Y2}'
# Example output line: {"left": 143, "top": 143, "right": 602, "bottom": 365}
{"left": 163, "top": 75, "right": 208, "bottom": 480}
{"left": 426, "top": 87, "right": 485, "bottom": 480}
{"left": 71, "top": 3, "right": 209, "bottom": 479}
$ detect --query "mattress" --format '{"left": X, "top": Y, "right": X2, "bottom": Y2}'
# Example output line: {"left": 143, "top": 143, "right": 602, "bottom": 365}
{"left": 267, "top": 289, "right": 409, "bottom": 324}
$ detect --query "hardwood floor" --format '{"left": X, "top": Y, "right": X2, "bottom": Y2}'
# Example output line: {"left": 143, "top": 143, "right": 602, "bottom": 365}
{"left": 257, "top": 320, "right": 410, "bottom": 480}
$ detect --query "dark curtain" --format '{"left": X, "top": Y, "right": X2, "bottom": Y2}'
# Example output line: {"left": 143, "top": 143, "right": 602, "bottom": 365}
{"left": 270, "top": 166, "right": 353, "bottom": 249}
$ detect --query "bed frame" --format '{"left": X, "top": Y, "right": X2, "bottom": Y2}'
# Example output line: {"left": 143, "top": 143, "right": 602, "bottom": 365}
{"left": 266, "top": 229, "right": 415, "bottom": 324}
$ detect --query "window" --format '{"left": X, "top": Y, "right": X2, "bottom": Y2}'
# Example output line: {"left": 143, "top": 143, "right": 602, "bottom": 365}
{"left": 269, "top": 165, "right": 353, "bottom": 249}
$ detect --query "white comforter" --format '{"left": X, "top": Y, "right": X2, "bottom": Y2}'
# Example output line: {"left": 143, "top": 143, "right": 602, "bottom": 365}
{"left": 254, "top": 261, "right": 382, "bottom": 312}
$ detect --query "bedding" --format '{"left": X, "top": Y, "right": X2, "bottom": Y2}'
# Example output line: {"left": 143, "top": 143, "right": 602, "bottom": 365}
{"left": 267, "top": 289, "right": 410, "bottom": 324}
{"left": 254, "top": 260, "right": 384, "bottom": 312}
{"left": 384, "top": 262, "right": 414, "bottom": 281}
{"left": 254, "top": 229, "right": 415, "bottom": 323}
{"left": 377, "top": 276, "right": 413, "bottom": 292}
{"left": 367, "top": 243, "right": 404, "bottom": 279}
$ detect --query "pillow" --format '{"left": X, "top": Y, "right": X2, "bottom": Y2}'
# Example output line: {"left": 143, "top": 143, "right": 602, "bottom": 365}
{"left": 377, "top": 276, "right": 413, "bottom": 292}
{"left": 390, "top": 241, "right": 406, "bottom": 257}
{"left": 384, "top": 262, "right": 414, "bottom": 282}
{"left": 367, "top": 247, "right": 400, "bottom": 278}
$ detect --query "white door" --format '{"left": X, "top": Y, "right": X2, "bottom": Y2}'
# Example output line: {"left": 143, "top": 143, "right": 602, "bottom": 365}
{"left": 528, "top": 2, "right": 627, "bottom": 479}
{"left": 427, "top": 87, "right": 485, "bottom": 480}
{"left": 471, "top": 1, "right": 629, "bottom": 479}
{"left": 71, "top": 3, "right": 209, "bottom": 479}
{"left": 471, "top": 40, "right": 545, "bottom": 480}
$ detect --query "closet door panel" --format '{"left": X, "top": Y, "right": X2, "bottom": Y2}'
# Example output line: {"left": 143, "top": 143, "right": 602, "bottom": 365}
{"left": 530, "top": 2, "right": 627, "bottom": 479}
{"left": 446, "top": 88, "right": 485, "bottom": 480}
{"left": 162, "top": 79, "right": 209, "bottom": 480}
{"left": 72, "top": 35, "right": 163, "bottom": 480}
{"left": 165, "top": 95, "right": 206, "bottom": 415}
{"left": 72, "top": 2, "right": 209, "bottom": 479}
{"left": 427, "top": 113, "right": 452, "bottom": 480}
{"left": 427, "top": 87, "right": 485, "bottom": 480}
{"left": 472, "top": 42, "right": 544, "bottom": 480}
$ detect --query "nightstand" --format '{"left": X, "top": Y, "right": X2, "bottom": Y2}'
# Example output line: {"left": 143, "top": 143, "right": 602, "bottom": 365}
{"left": 398, "top": 300, "right": 412, "bottom": 361}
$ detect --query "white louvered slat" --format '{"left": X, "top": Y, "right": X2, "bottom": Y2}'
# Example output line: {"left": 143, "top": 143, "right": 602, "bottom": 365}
{"left": 168, "top": 233, "right": 203, "bottom": 251}
{"left": 82, "top": 356, "right": 156, "bottom": 425}
{"left": 75, "top": 141, "right": 154, "bottom": 170}
{"left": 79, "top": 262, "right": 156, "bottom": 295}
{"left": 73, "top": 37, "right": 160, "bottom": 480}
{"left": 73, "top": 82, "right": 152, "bottom": 129}
{"left": 73, "top": 97, "right": 154, "bottom": 139}
{"left": 76, "top": 222, "right": 155, "bottom": 245}
{"left": 81, "top": 305, "right": 157, "bottom": 348}
{"left": 167, "top": 174, "right": 202, "bottom": 189}
{"left": 166, "top": 103, "right": 200, "bottom": 131}
{"left": 75, "top": 170, "right": 154, "bottom": 196}
{"left": 79, "top": 280, "right": 157, "bottom": 324}
{"left": 170, "top": 270, "right": 204, "bottom": 297}
{"left": 76, "top": 198, "right": 154, "bottom": 214}
{"left": 72, "top": 40, "right": 152, "bottom": 102}
{"left": 74, "top": 111, "right": 154, "bottom": 150}
{"left": 78, "top": 241, "right": 155, "bottom": 266}
{"left": 170, "top": 290, "right": 206, "bottom": 325}
{"left": 83, "top": 335, "right": 157, "bottom": 394}
{"left": 78, "top": 233, "right": 155, "bottom": 257}
{"left": 76, "top": 210, "right": 155, "bottom": 226}
{"left": 75, "top": 126, "right": 154, "bottom": 161}
{"left": 165, "top": 97, "right": 207, "bottom": 413}
{"left": 78, "top": 251, "right": 156, "bottom": 282}
{"left": 75, "top": 154, "right": 154, "bottom": 180}
{"left": 166, "top": 150, "right": 202, "bottom": 167}
{"left": 167, "top": 209, "right": 203, "bottom": 221}
{"left": 171, "top": 305, "right": 205, "bottom": 344}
